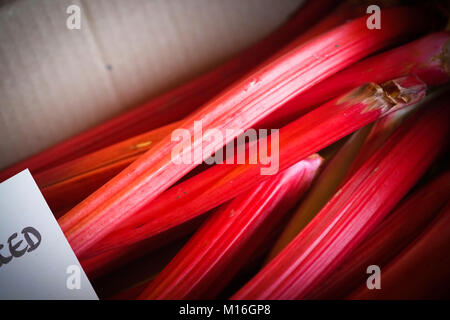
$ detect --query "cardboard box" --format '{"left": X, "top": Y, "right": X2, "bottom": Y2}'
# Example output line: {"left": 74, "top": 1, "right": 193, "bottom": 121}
{"left": 0, "top": 0, "right": 303, "bottom": 169}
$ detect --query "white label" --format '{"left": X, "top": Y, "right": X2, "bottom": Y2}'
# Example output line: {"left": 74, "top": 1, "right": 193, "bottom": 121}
{"left": 0, "top": 170, "right": 98, "bottom": 300}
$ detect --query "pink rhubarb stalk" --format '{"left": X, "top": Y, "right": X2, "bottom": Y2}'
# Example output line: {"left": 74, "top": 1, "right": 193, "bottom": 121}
{"left": 83, "top": 75, "right": 426, "bottom": 261}
{"left": 351, "top": 200, "right": 450, "bottom": 300}
{"left": 309, "top": 170, "right": 450, "bottom": 299}
{"left": 138, "top": 160, "right": 319, "bottom": 300}
{"left": 60, "top": 8, "right": 431, "bottom": 258}
{"left": 35, "top": 121, "right": 180, "bottom": 213}
{"left": 80, "top": 212, "right": 209, "bottom": 279}
{"left": 266, "top": 124, "right": 373, "bottom": 261}
{"left": 38, "top": 30, "right": 450, "bottom": 213}
{"left": 83, "top": 156, "right": 323, "bottom": 260}
{"left": 262, "top": 31, "right": 450, "bottom": 128}
{"left": 40, "top": 30, "right": 450, "bottom": 214}
{"left": 232, "top": 98, "right": 449, "bottom": 300}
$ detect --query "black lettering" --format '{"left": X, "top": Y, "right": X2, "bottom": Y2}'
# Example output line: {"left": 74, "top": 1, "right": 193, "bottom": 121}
{"left": 8, "top": 233, "right": 28, "bottom": 258}
{"left": 0, "top": 244, "right": 13, "bottom": 267}
{"left": 0, "top": 226, "right": 42, "bottom": 265}
{"left": 22, "top": 227, "right": 42, "bottom": 252}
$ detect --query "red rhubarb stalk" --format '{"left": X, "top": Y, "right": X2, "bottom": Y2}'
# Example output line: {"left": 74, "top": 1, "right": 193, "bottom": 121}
{"left": 41, "top": 31, "right": 450, "bottom": 213}
{"left": 138, "top": 160, "right": 319, "bottom": 300}
{"left": 344, "top": 89, "right": 448, "bottom": 178}
{"left": 266, "top": 124, "right": 373, "bottom": 261}
{"left": 80, "top": 213, "right": 209, "bottom": 279}
{"left": 351, "top": 200, "right": 450, "bottom": 300}
{"left": 308, "top": 170, "right": 450, "bottom": 299}
{"left": 38, "top": 19, "right": 449, "bottom": 211}
{"left": 109, "top": 282, "right": 148, "bottom": 300}
{"left": 83, "top": 156, "right": 323, "bottom": 260}
{"left": 92, "top": 238, "right": 188, "bottom": 299}
{"left": 61, "top": 8, "right": 431, "bottom": 258}
{"left": 35, "top": 121, "right": 180, "bottom": 213}
{"left": 0, "top": 0, "right": 340, "bottom": 181}
{"left": 32, "top": 0, "right": 369, "bottom": 213}
{"left": 261, "top": 31, "right": 450, "bottom": 128}
{"left": 232, "top": 99, "right": 450, "bottom": 300}
{"left": 83, "top": 75, "right": 426, "bottom": 261}
{"left": 343, "top": 108, "right": 415, "bottom": 179}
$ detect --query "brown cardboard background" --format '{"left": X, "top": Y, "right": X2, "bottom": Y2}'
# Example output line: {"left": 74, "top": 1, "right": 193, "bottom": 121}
{"left": 0, "top": 0, "right": 304, "bottom": 169}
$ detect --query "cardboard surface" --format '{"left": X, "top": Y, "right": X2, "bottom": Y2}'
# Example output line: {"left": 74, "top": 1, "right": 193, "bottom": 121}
{"left": 0, "top": 0, "right": 304, "bottom": 169}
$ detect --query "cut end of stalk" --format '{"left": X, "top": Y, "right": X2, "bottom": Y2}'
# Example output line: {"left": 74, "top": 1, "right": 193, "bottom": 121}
{"left": 380, "top": 75, "right": 427, "bottom": 114}
{"left": 338, "top": 75, "right": 426, "bottom": 116}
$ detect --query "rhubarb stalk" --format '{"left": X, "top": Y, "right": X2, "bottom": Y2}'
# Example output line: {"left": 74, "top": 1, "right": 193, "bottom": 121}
{"left": 344, "top": 88, "right": 449, "bottom": 178}
{"left": 344, "top": 108, "right": 415, "bottom": 179}
{"left": 232, "top": 99, "right": 449, "bottom": 300}
{"left": 42, "top": 29, "right": 450, "bottom": 214}
{"left": 309, "top": 170, "right": 450, "bottom": 299}
{"left": 82, "top": 156, "right": 323, "bottom": 260}
{"left": 261, "top": 31, "right": 450, "bottom": 128}
{"left": 138, "top": 160, "right": 319, "bottom": 300}
{"left": 266, "top": 124, "right": 373, "bottom": 262}
{"left": 35, "top": 121, "right": 180, "bottom": 213}
{"left": 82, "top": 75, "right": 426, "bottom": 262}
{"left": 80, "top": 212, "right": 210, "bottom": 279}
{"left": 351, "top": 200, "right": 450, "bottom": 300}
{"left": 39, "top": 29, "right": 450, "bottom": 213}
{"left": 61, "top": 9, "right": 431, "bottom": 258}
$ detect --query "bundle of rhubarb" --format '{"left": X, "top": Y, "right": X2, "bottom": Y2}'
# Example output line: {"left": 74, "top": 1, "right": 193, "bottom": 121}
{"left": 2, "top": 1, "right": 450, "bottom": 299}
